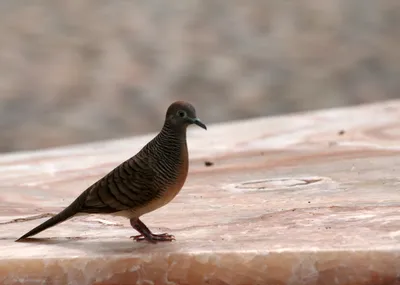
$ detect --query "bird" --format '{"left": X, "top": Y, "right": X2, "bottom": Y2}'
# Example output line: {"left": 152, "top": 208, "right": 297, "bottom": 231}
{"left": 16, "top": 101, "right": 207, "bottom": 243}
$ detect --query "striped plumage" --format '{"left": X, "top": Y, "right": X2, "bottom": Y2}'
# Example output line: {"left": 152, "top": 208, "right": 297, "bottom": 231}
{"left": 16, "top": 101, "right": 207, "bottom": 243}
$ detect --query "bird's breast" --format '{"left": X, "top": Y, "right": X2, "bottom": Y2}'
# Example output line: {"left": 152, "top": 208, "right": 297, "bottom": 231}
{"left": 159, "top": 143, "right": 189, "bottom": 204}
{"left": 126, "top": 142, "right": 189, "bottom": 218}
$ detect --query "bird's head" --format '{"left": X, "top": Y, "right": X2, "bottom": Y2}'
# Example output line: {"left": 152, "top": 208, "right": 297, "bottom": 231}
{"left": 165, "top": 101, "right": 207, "bottom": 130}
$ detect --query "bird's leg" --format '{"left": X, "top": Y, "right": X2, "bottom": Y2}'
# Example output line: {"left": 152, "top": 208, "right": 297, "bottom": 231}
{"left": 129, "top": 218, "right": 175, "bottom": 243}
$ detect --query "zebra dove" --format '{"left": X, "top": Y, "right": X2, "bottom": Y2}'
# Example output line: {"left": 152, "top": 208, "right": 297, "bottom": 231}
{"left": 16, "top": 101, "right": 206, "bottom": 243}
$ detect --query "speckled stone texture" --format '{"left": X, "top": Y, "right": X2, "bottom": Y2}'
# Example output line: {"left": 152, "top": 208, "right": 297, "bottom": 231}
{"left": 0, "top": 0, "right": 400, "bottom": 152}
{"left": 1, "top": 100, "right": 400, "bottom": 284}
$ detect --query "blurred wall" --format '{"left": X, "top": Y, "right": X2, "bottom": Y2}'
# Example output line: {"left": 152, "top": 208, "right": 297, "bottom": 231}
{"left": 0, "top": 0, "right": 399, "bottom": 152}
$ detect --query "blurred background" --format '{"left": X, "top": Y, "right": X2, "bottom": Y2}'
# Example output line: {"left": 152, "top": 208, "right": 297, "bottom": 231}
{"left": 0, "top": 0, "right": 399, "bottom": 153}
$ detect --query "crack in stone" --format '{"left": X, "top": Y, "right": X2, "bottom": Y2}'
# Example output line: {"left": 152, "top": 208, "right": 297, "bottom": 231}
{"left": 0, "top": 214, "right": 125, "bottom": 228}
{"left": 236, "top": 177, "right": 324, "bottom": 191}
{"left": 0, "top": 213, "right": 55, "bottom": 225}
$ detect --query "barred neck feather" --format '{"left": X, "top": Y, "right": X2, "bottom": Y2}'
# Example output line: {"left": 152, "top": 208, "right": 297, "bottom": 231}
{"left": 157, "top": 120, "right": 187, "bottom": 145}
{"left": 141, "top": 120, "right": 188, "bottom": 190}
{"left": 145, "top": 120, "right": 188, "bottom": 162}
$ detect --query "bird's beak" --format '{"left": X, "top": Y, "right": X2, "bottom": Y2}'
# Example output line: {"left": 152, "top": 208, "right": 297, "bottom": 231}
{"left": 192, "top": 118, "right": 207, "bottom": 130}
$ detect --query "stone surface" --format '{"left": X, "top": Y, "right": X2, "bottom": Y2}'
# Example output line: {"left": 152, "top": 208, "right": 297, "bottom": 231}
{"left": 0, "top": 0, "right": 400, "bottom": 152}
{"left": 1, "top": 100, "right": 400, "bottom": 284}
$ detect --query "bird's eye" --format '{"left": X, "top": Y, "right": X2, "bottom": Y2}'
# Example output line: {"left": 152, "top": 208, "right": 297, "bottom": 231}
{"left": 177, "top": 110, "right": 186, "bottom": 118}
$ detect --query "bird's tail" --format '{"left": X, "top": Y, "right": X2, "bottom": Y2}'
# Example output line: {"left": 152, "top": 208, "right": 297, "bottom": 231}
{"left": 15, "top": 200, "right": 81, "bottom": 241}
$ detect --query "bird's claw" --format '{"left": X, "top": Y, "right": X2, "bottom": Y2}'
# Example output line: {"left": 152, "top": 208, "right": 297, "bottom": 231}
{"left": 130, "top": 233, "right": 175, "bottom": 243}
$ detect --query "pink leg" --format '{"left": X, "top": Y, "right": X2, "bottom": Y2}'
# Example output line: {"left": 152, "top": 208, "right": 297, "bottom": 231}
{"left": 129, "top": 218, "right": 175, "bottom": 243}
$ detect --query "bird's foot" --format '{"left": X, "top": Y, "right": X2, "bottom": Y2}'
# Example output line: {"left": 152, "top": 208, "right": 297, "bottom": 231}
{"left": 130, "top": 233, "right": 175, "bottom": 243}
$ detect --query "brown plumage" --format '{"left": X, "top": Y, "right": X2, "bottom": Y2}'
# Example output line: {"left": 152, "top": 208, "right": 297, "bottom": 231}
{"left": 16, "top": 101, "right": 207, "bottom": 243}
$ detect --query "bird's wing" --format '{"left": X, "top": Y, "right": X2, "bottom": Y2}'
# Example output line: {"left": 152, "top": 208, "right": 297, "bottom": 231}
{"left": 80, "top": 156, "right": 158, "bottom": 214}
{"left": 15, "top": 155, "right": 158, "bottom": 240}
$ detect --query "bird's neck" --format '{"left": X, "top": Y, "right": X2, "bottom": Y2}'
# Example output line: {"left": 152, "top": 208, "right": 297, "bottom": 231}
{"left": 159, "top": 121, "right": 187, "bottom": 141}
{"left": 144, "top": 121, "right": 189, "bottom": 180}
{"left": 149, "top": 122, "right": 187, "bottom": 157}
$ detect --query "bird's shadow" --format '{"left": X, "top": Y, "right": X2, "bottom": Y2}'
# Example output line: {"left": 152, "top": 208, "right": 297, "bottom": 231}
{"left": 10, "top": 236, "right": 180, "bottom": 255}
